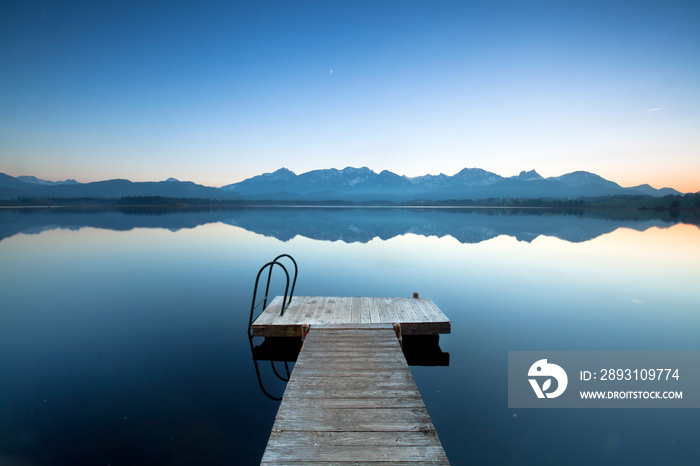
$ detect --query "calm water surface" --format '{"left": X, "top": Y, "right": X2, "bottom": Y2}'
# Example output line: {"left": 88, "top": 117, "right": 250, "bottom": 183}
{"left": 1, "top": 208, "right": 699, "bottom": 465}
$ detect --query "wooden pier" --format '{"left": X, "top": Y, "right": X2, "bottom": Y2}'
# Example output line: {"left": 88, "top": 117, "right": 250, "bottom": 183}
{"left": 255, "top": 297, "right": 451, "bottom": 465}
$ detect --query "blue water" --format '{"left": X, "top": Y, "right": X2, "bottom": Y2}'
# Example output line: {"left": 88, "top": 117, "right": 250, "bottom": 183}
{"left": 1, "top": 207, "right": 698, "bottom": 465}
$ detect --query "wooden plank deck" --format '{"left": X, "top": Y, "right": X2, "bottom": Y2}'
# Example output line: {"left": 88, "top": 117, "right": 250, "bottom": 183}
{"left": 260, "top": 326, "right": 450, "bottom": 465}
{"left": 252, "top": 297, "right": 451, "bottom": 337}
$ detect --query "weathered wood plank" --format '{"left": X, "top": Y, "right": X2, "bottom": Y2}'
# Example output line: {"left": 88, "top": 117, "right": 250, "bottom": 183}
{"left": 359, "top": 297, "right": 371, "bottom": 324}
{"left": 417, "top": 299, "right": 449, "bottom": 322}
{"left": 265, "top": 430, "right": 443, "bottom": 447}
{"left": 308, "top": 297, "right": 323, "bottom": 323}
{"left": 350, "top": 297, "right": 361, "bottom": 323}
{"left": 335, "top": 297, "right": 350, "bottom": 323}
{"left": 299, "top": 296, "right": 318, "bottom": 320}
{"left": 384, "top": 298, "right": 401, "bottom": 323}
{"left": 408, "top": 298, "right": 431, "bottom": 322}
{"left": 397, "top": 298, "right": 420, "bottom": 322}
{"left": 368, "top": 298, "right": 381, "bottom": 323}
{"left": 276, "top": 388, "right": 424, "bottom": 400}
{"left": 262, "top": 444, "right": 448, "bottom": 463}
{"left": 327, "top": 297, "right": 343, "bottom": 324}
{"left": 263, "top": 463, "right": 448, "bottom": 466}
{"left": 319, "top": 298, "right": 343, "bottom": 324}
{"left": 290, "top": 355, "right": 409, "bottom": 367}
{"left": 277, "top": 395, "right": 425, "bottom": 409}
{"left": 291, "top": 354, "right": 404, "bottom": 364}
{"left": 309, "top": 296, "right": 329, "bottom": 324}
{"left": 262, "top": 463, "right": 449, "bottom": 466}
{"left": 297, "top": 347, "right": 403, "bottom": 357}
{"left": 300, "top": 330, "right": 401, "bottom": 341}
{"left": 304, "top": 324, "right": 397, "bottom": 333}
{"left": 281, "top": 375, "right": 417, "bottom": 387}
{"left": 292, "top": 354, "right": 405, "bottom": 365}
{"left": 372, "top": 298, "right": 388, "bottom": 323}
{"left": 296, "top": 344, "right": 403, "bottom": 354}
{"left": 272, "top": 408, "right": 434, "bottom": 431}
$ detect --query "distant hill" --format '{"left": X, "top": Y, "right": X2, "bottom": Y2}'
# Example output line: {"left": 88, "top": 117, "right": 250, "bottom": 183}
{"left": 0, "top": 175, "right": 232, "bottom": 200}
{"left": 0, "top": 168, "right": 683, "bottom": 201}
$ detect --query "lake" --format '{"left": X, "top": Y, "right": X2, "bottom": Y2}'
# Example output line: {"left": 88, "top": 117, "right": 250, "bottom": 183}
{"left": 1, "top": 207, "right": 699, "bottom": 465}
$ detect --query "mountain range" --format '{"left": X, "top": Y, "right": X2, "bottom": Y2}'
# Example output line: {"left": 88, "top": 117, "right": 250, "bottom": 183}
{"left": 0, "top": 167, "right": 683, "bottom": 201}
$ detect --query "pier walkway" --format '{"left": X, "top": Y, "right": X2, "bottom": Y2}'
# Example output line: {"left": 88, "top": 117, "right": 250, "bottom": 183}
{"left": 254, "top": 296, "right": 450, "bottom": 465}
{"left": 260, "top": 324, "right": 450, "bottom": 465}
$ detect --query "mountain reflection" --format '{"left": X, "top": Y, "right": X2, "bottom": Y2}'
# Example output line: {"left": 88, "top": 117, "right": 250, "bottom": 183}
{"left": 0, "top": 206, "right": 691, "bottom": 244}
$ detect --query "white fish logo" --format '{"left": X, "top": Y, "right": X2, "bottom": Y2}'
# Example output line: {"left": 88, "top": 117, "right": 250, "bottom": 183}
{"left": 528, "top": 359, "right": 568, "bottom": 399}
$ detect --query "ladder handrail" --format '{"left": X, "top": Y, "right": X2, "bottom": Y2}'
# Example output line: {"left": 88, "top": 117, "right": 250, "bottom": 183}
{"left": 249, "top": 260, "right": 290, "bottom": 337}
{"left": 271, "top": 254, "right": 298, "bottom": 306}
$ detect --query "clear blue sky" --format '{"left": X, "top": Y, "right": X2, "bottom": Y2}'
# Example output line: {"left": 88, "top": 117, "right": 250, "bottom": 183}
{"left": 1, "top": 0, "right": 699, "bottom": 191}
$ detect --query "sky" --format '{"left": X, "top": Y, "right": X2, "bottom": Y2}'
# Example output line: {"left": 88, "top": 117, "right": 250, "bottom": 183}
{"left": 1, "top": 0, "right": 699, "bottom": 192}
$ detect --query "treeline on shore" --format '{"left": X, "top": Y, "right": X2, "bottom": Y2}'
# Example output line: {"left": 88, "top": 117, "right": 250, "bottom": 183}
{"left": 2, "top": 193, "right": 700, "bottom": 210}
